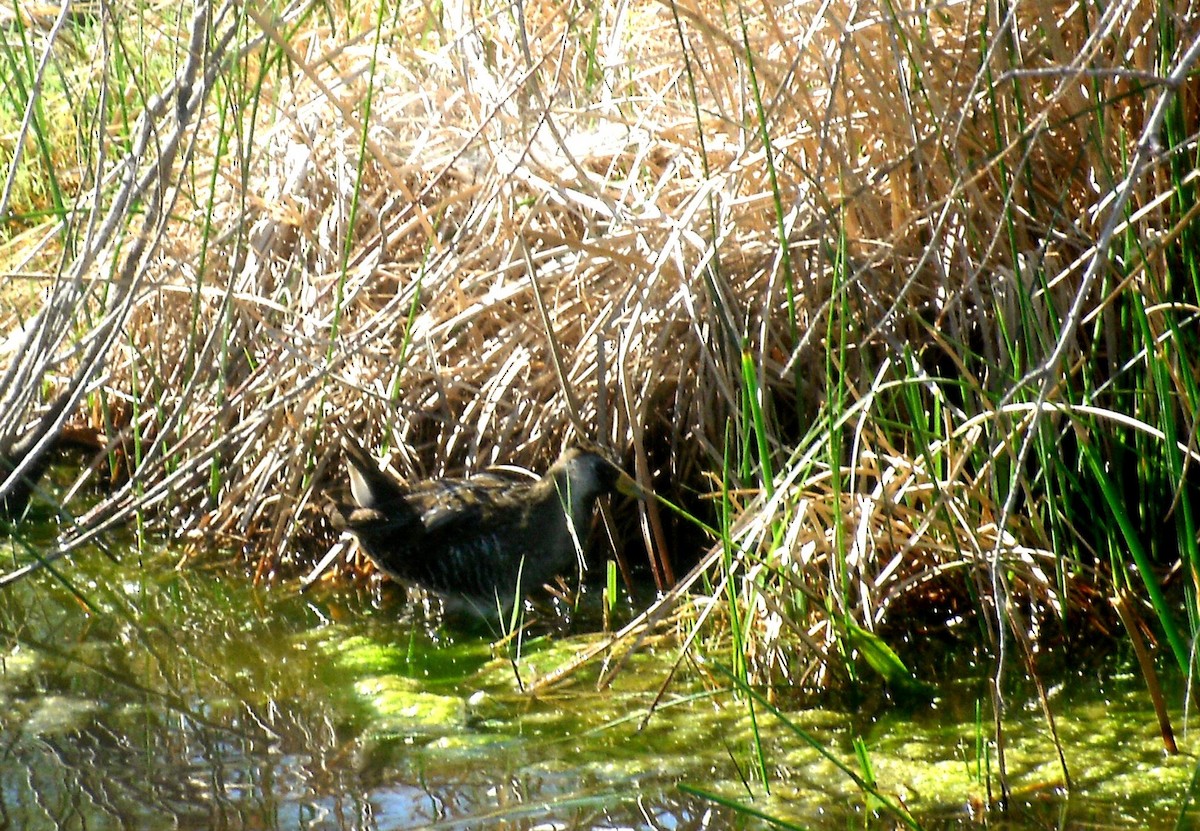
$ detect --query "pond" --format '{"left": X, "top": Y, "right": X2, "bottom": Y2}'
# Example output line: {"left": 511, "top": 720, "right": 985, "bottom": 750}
{"left": 1, "top": 538, "right": 1196, "bottom": 830}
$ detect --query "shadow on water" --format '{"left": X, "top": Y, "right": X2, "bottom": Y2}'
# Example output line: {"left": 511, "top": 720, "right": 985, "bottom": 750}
{"left": 1, "top": 532, "right": 1197, "bottom": 830}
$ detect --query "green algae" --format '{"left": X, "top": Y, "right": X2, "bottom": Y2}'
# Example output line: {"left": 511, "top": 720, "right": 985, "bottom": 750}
{"left": 352, "top": 675, "right": 467, "bottom": 740}
{"left": 1, "top": 547, "right": 1197, "bottom": 829}
{"left": 291, "top": 615, "right": 1200, "bottom": 829}
{"left": 19, "top": 694, "right": 100, "bottom": 737}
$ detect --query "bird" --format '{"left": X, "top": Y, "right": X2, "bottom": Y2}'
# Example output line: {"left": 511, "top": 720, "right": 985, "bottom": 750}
{"left": 1, "top": 391, "right": 74, "bottom": 520}
{"left": 327, "top": 434, "right": 644, "bottom": 616}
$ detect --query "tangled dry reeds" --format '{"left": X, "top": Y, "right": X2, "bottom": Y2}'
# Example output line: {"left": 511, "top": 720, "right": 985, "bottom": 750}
{"left": 2, "top": 0, "right": 1198, "bottom": 695}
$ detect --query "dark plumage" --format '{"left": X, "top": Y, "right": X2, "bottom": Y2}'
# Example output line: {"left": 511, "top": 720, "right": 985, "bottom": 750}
{"left": 1, "top": 391, "right": 74, "bottom": 520}
{"left": 328, "top": 436, "right": 643, "bottom": 615}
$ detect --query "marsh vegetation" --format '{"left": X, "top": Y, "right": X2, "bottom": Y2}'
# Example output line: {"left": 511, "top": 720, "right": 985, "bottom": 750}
{"left": 2, "top": 0, "right": 1199, "bottom": 823}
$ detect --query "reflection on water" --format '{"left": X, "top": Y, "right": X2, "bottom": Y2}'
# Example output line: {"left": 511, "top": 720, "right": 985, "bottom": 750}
{"left": 0, "top": 548, "right": 743, "bottom": 831}
{"left": 3, "top": 567, "right": 349, "bottom": 829}
{"left": 0, "top": 541, "right": 1195, "bottom": 830}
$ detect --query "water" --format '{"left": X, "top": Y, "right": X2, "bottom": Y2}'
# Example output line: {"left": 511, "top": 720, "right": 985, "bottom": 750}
{"left": 1, "top": 543, "right": 1196, "bottom": 830}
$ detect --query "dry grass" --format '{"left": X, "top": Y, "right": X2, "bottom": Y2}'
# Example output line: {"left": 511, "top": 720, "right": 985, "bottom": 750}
{"left": 2, "top": 0, "right": 1198, "bottom": 690}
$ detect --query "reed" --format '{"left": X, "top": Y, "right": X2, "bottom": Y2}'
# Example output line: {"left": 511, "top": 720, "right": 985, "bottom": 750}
{"left": 2, "top": 1, "right": 1198, "bottom": 793}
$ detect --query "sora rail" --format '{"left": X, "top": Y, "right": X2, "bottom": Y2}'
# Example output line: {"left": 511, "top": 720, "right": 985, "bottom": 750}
{"left": 328, "top": 436, "right": 643, "bottom": 615}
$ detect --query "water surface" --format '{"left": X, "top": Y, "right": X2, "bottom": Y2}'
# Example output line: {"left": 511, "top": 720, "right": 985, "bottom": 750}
{"left": 1, "top": 543, "right": 1195, "bottom": 830}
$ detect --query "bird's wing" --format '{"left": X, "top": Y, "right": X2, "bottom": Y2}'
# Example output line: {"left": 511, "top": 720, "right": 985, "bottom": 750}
{"left": 409, "top": 471, "right": 528, "bottom": 531}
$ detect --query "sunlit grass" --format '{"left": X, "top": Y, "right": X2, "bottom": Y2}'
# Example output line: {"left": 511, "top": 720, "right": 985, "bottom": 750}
{"left": 1, "top": 0, "right": 1199, "bottom": 812}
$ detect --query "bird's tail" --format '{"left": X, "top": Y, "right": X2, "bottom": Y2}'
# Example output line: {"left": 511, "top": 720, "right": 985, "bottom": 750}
{"left": 329, "top": 428, "right": 407, "bottom": 513}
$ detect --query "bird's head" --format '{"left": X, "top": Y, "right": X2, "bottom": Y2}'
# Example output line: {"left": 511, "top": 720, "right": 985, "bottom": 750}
{"left": 550, "top": 445, "right": 645, "bottom": 502}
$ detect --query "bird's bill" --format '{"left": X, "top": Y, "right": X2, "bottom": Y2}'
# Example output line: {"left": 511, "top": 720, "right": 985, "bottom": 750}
{"left": 615, "top": 470, "right": 646, "bottom": 499}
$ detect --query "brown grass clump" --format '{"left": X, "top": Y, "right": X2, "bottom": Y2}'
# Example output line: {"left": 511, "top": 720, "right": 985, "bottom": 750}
{"left": 2, "top": 0, "right": 1198, "bottom": 690}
